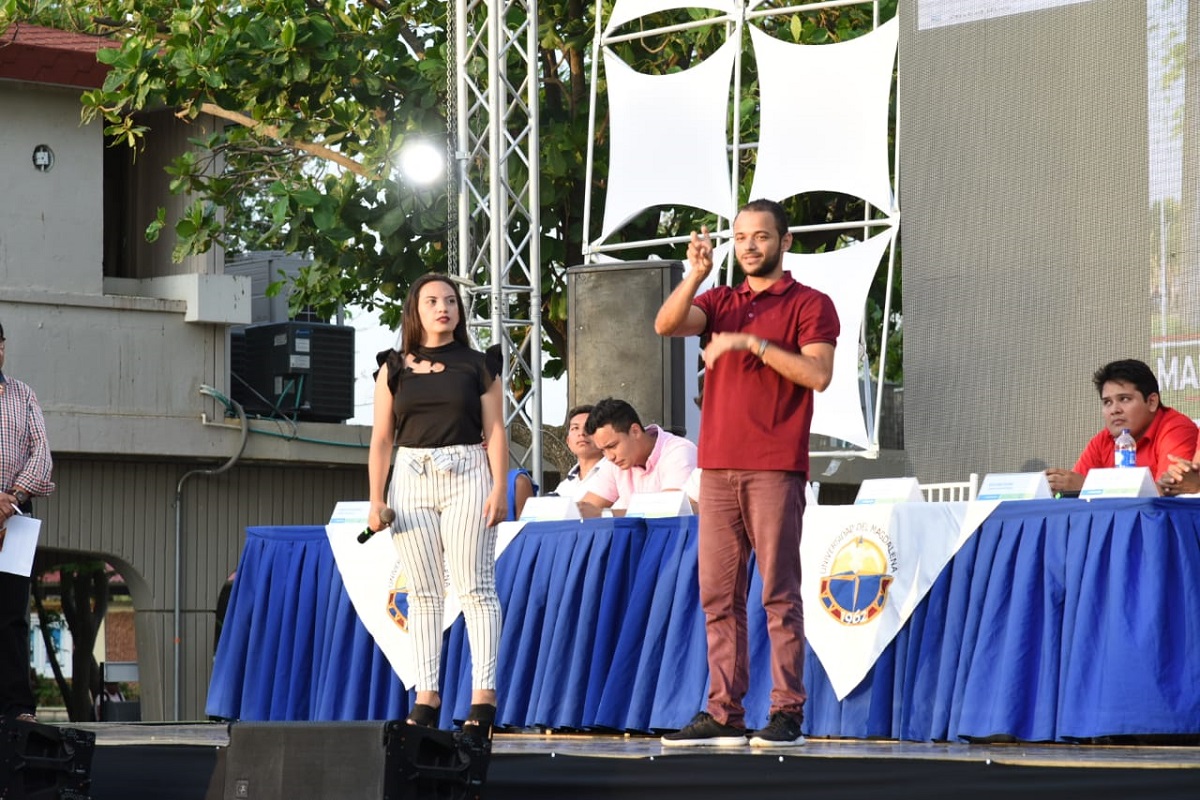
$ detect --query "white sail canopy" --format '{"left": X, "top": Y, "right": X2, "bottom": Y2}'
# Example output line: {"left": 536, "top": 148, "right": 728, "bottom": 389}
{"left": 748, "top": 19, "right": 898, "bottom": 213}
{"left": 783, "top": 228, "right": 895, "bottom": 449}
{"left": 600, "top": 39, "right": 738, "bottom": 240}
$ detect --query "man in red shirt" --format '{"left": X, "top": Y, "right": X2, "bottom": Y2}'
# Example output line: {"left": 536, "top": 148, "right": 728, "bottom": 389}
{"left": 1045, "top": 359, "right": 1196, "bottom": 495}
{"left": 655, "top": 199, "right": 839, "bottom": 748}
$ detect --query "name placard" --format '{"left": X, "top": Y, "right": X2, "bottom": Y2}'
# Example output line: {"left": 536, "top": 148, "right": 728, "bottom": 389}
{"left": 518, "top": 495, "right": 582, "bottom": 522}
{"left": 329, "top": 500, "right": 371, "bottom": 526}
{"left": 1079, "top": 467, "right": 1157, "bottom": 499}
{"left": 976, "top": 472, "right": 1053, "bottom": 501}
{"left": 625, "top": 490, "right": 694, "bottom": 518}
{"left": 854, "top": 477, "right": 923, "bottom": 505}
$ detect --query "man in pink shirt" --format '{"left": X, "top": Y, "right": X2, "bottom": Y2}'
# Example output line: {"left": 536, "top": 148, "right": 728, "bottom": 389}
{"left": 577, "top": 397, "right": 697, "bottom": 516}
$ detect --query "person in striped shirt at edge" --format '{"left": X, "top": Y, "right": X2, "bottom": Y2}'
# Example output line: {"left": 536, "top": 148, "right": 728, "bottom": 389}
{"left": 0, "top": 320, "right": 55, "bottom": 724}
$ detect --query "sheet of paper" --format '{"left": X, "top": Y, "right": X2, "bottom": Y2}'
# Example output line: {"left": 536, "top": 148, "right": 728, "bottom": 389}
{"left": 0, "top": 515, "right": 40, "bottom": 577}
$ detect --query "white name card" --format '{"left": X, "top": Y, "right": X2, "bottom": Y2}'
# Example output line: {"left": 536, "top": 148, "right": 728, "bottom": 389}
{"left": 518, "top": 495, "right": 582, "bottom": 522}
{"left": 1079, "top": 467, "right": 1157, "bottom": 499}
{"left": 329, "top": 500, "right": 371, "bottom": 526}
{"left": 854, "top": 477, "right": 924, "bottom": 505}
{"left": 625, "top": 490, "right": 694, "bottom": 518}
{"left": 976, "top": 472, "right": 1053, "bottom": 501}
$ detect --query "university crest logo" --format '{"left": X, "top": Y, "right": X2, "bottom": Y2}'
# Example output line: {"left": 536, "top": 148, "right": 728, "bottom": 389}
{"left": 818, "top": 522, "right": 897, "bottom": 626}
{"left": 387, "top": 571, "right": 410, "bottom": 632}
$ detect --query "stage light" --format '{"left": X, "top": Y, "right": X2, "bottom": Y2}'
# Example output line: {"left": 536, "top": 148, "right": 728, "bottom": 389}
{"left": 397, "top": 139, "right": 444, "bottom": 187}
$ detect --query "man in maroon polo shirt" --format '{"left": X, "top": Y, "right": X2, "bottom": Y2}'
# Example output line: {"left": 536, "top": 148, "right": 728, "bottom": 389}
{"left": 654, "top": 199, "right": 839, "bottom": 748}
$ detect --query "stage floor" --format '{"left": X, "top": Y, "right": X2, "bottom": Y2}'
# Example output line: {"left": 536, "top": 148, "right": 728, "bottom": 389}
{"left": 72, "top": 723, "right": 1200, "bottom": 800}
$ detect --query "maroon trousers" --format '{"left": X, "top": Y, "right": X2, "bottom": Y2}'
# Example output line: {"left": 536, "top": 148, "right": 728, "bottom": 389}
{"left": 697, "top": 469, "right": 807, "bottom": 727}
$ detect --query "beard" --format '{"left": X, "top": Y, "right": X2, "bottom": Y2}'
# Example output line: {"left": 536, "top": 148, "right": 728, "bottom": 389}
{"left": 741, "top": 248, "right": 782, "bottom": 277}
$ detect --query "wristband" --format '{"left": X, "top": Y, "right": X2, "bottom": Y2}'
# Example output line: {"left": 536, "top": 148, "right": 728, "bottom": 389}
{"left": 756, "top": 339, "right": 769, "bottom": 360}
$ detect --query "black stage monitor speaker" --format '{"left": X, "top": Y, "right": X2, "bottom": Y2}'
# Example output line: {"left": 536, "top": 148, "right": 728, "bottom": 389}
{"left": 567, "top": 261, "right": 686, "bottom": 433}
{"left": 217, "top": 720, "right": 489, "bottom": 800}
{"left": 0, "top": 717, "right": 95, "bottom": 800}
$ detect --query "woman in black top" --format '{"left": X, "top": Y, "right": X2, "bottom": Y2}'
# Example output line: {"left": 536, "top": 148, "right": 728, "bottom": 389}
{"left": 367, "top": 273, "right": 508, "bottom": 737}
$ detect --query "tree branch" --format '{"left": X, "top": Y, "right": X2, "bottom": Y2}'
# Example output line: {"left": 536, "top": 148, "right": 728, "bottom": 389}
{"left": 31, "top": 576, "right": 70, "bottom": 712}
{"left": 185, "top": 102, "right": 380, "bottom": 180}
{"left": 396, "top": 22, "right": 425, "bottom": 58}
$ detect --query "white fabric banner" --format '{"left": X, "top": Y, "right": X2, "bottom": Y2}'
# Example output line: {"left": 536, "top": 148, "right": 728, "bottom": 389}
{"left": 330, "top": 499, "right": 997, "bottom": 700}
{"left": 748, "top": 19, "right": 897, "bottom": 213}
{"left": 601, "top": 39, "right": 737, "bottom": 240}
{"left": 801, "top": 500, "right": 999, "bottom": 699}
{"left": 328, "top": 519, "right": 527, "bottom": 687}
{"left": 784, "top": 228, "right": 895, "bottom": 449}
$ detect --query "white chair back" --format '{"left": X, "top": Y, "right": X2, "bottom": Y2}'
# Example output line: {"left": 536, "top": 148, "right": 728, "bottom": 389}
{"left": 919, "top": 473, "right": 979, "bottom": 502}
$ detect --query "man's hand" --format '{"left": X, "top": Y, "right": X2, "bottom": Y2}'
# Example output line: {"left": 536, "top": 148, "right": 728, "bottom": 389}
{"left": 703, "top": 332, "right": 753, "bottom": 370}
{"left": 0, "top": 492, "right": 19, "bottom": 522}
{"left": 1159, "top": 454, "right": 1200, "bottom": 495}
{"left": 1044, "top": 468, "right": 1084, "bottom": 495}
{"left": 578, "top": 492, "right": 615, "bottom": 519}
{"left": 686, "top": 225, "right": 714, "bottom": 283}
{"left": 576, "top": 501, "right": 604, "bottom": 519}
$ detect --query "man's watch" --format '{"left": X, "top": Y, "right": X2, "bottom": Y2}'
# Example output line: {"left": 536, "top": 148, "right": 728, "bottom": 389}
{"left": 12, "top": 490, "right": 29, "bottom": 506}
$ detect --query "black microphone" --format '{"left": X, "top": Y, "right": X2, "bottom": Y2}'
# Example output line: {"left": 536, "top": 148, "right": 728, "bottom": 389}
{"left": 358, "top": 507, "right": 396, "bottom": 544}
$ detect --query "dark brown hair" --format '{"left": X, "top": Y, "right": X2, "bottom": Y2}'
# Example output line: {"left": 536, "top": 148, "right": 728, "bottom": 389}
{"left": 1092, "top": 359, "right": 1159, "bottom": 401}
{"left": 566, "top": 404, "right": 594, "bottom": 422}
{"left": 400, "top": 273, "right": 471, "bottom": 356}
{"left": 738, "top": 198, "right": 790, "bottom": 237}
{"left": 584, "top": 397, "right": 642, "bottom": 435}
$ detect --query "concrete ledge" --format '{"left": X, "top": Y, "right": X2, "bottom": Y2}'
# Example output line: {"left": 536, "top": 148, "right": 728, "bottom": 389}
{"left": 103, "top": 275, "right": 251, "bottom": 324}
{"left": 45, "top": 410, "right": 371, "bottom": 466}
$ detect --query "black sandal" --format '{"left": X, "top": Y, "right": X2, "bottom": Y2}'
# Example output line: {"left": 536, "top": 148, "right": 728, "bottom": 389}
{"left": 406, "top": 703, "right": 440, "bottom": 728}
{"left": 461, "top": 703, "right": 497, "bottom": 743}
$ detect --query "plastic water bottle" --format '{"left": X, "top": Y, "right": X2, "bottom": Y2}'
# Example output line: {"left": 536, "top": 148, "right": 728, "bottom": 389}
{"left": 1114, "top": 428, "right": 1136, "bottom": 468}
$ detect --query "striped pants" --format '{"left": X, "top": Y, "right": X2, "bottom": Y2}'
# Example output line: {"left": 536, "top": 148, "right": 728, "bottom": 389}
{"left": 388, "top": 444, "right": 501, "bottom": 692}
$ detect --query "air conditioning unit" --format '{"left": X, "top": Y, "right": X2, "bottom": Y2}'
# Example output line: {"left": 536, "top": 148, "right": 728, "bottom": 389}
{"left": 224, "top": 252, "right": 314, "bottom": 326}
{"left": 230, "top": 329, "right": 250, "bottom": 412}
{"left": 234, "top": 321, "right": 355, "bottom": 423}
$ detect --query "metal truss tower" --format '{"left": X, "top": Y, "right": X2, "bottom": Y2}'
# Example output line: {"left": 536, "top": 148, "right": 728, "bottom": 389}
{"left": 451, "top": 0, "right": 543, "bottom": 482}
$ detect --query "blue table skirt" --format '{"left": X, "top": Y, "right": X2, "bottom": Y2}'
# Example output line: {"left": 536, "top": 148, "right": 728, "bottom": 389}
{"left": 206, "top": 499, "right": 1200, "bottom": 741}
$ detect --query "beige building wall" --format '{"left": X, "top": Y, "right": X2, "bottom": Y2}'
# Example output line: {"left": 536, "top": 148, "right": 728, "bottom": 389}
{"left": 0, "top": 82, "right": 103, "bottom": 294}
{"left": 3, "top": 74, "right": 373, "bottom": 719}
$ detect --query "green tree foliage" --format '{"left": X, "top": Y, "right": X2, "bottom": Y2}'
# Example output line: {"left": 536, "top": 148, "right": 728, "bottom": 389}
{"left": 0, "top": 0, "right": 95, "bottom": 31}
{"left": 2, "top": 0, "right": 900, "bottom": 381}
{"left": 79, "top": 0, "right": 450, "bottom": 328}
